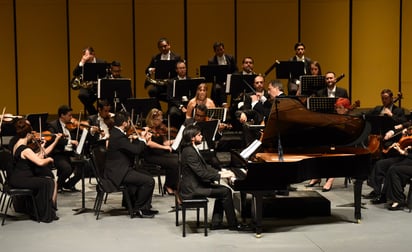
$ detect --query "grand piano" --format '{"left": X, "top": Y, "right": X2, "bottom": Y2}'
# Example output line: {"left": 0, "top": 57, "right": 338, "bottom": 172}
{"left": 230, "top": 97, "right": 371, "bottom": 237}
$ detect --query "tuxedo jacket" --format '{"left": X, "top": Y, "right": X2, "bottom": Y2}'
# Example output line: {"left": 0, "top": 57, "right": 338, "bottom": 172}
{"left": 145, "top": 52, "right": 181, "bottom": 75}
{"left": 47, "top": 119, "right": 76, "bottom": 154}
{"left": 316, "top": 87, "right": 349, "bottom": 99}
{"left": 289, "top": 55, "right": 312, "bottom": 75}
{"left": 236, "top": 90, "right": 272, "bottom": 124}
{"left": 208, "top": 54, "right": 238, "bottom": 74}
{"left": 180, "top": 145, "right": 220, "bottom": 199}
{"left": 367, "top": 104, "right": 407, "bottom": 124}
{"left": 105, "top": 127, "right": 146, "bottom": 187}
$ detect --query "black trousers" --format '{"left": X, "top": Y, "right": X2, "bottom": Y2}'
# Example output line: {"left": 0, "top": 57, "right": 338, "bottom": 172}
{"left": 54, "top": 152, "right": 81, "bottom": 189}
{"left": 122, "top": 169, "right": 155, "bottom": 210}
{"left": 78, "top": 88, "right": 97, "bottom": 115}
{"left": 208, "top": 184, "right": 238, "bottom": 227}
{"left": 368, "top": 156, "right": 404, "bottom": 195}
{"left": 386, "top": 158, "right": 412, "bottom": 204}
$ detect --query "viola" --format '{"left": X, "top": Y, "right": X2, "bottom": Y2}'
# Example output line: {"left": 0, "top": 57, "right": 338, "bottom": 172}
{"left": 65, "top": 118, "right": 92, "bottom": 131}
{"left": 32, "top": 131, "right": 66, "bottom": 143}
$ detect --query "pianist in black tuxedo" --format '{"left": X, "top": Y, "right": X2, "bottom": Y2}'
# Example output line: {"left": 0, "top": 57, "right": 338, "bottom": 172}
{"left": 180, "top": 125, "right": 240, "bottom": 230}
{"left": 105, "top": 111, "right": 157, "bottom": 218}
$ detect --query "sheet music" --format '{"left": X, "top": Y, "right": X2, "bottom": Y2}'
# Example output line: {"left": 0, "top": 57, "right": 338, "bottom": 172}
{"left": 225, "top": 74, "right": 232, "bottom": 93}
{"left": 75, "top": 128, "right": 88, "bottom": 155}
{"left": 171, "top": 125, "right": 185, "bottom": 151}
{"left": 240, "top": 139, "right": 262, "bottom": 159}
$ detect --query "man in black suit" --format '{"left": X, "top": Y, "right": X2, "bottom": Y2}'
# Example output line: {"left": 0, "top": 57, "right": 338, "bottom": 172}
{"left": 87, "top": 99, "right": 113, "bottom": 150}
{"left": 145, "top": 38, "right": 181, "bottom": 101}
{"left": 72, "top": 46, "right": 107, "bottom": 115}
{"left": 47, "top": 105, "right": 81, "bottom": 192}
{"left": 366, "top": 89, "right": 406, "bottom": 124}
{"left": 180, "top": 125, "right": 242, "bottom": 230}
{"left": 208, "top": 42, "right": 238, "bottom": 106}
{"left": 105, "top": 111, "right": 157, "bottom": 218}
{"left": 316, "top": 71, "right": 349, "bottom": 98}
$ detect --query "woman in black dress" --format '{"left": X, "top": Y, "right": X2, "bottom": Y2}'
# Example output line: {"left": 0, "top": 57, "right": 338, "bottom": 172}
{"left": 9, "top": 119, "right": 62, "bottom": 222}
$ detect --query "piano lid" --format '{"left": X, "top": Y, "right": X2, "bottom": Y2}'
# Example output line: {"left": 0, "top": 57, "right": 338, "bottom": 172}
{"left": 262, "top": 97, "right": 365, "bottom": 149}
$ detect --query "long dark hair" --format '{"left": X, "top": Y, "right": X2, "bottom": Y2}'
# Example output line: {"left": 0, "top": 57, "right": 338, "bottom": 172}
{"left": 181, "top": 125, "right": 201, "bottom": 148}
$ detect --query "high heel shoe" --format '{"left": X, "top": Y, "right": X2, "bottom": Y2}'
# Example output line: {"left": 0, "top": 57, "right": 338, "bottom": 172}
{"left": 322, "top": 185, "right": 332, "bottom": 192}
{"left": 163, "top": 186, "right": 175, "bottom": 196}
{"left": 305, "top": 179, "right": 321, "bottom": 187}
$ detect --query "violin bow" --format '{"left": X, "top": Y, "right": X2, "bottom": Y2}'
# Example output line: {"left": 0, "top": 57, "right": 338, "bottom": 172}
{"left": 0, "top": 107, "right": 6, "bottom": 134}
{"left": 76, "top": 111, "right": 82, "bottom": 141}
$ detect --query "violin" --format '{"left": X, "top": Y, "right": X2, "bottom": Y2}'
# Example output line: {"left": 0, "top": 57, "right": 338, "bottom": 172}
{"left": 32, "top": 131, "right": 67, "bottom": 143}
{"left": 65, "top": 118, "right": 92, "bottom": 131}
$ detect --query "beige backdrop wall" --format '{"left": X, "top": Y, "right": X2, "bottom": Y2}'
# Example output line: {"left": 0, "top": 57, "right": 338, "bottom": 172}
{"left": 0, "top": 0, "right": 411, "bottom": 116}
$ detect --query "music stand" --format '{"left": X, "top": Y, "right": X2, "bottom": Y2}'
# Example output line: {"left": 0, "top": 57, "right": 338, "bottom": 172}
{"left": 226, "top": 74, "right": 257, "bottom": 97}
{"left": 307, "top": 97, "right": 338, "bottom": 114}
{"left": 195, "top": 120, "right": 219, "bottom": 150}
{"left": 98, "top": 79, "right": 132, "bottom": 112}
{"left": 199, "top": 65, "right": 230, "bottom": 84}
{"left": 300, "top": 75, "right": 326, "bottom": 96}
{"left": 125, "top": 98, "right": 161, "bottom": 126}
{"left": 168, "top": 78, "right": 205, "bottom": 100}
{"left": 206, "top": 107, "right": 227, "bottom": 122}
{"left": 25, "top": 113, "right": 48, "bottom": 132}
{"left": 83, "top": 63, "right": 109, "bottom": 81}
{"left": 365, "top": 115, "right": 396, "bottom": 136}
{"left": 275, "top": 61, "right": 305, "bottom": 80}
{"left": 154, "top": 60, "right": 178, "bottom": 79}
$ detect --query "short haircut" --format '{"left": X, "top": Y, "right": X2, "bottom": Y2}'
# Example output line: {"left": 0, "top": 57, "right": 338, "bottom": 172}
{"left": 157, "top": 37, "right": 170, "bottom": 47}
{"left": 111, "top": 61, "right": 121, "bottom": 67}
{"left": 113, "top": 111, "right": 130, "bottom": 127}
{"left": 381, "top": 89, "right": 393, "bottom": 97}
{"left": 58, "top": 105, "right": 72, "bottom": 117}
{"left": 97, "top": 99, "right": 111, "bottom": 109}
{"left": 268, "top": 79, "right": 284, "bottom": 92}
{"left": 82, "top": 46, "right": 94, "bottom": 54}
{"left": 196, "top": 104, "right": 207, "bottom": 113}
{"left": 294, "top": 42, "right": 305, "bottom": 50}
{"left": 213, "top": 42, "right": 224, "bottom": 51}
{"left": 242, "top": 57, "right": 254, "bottom": 64}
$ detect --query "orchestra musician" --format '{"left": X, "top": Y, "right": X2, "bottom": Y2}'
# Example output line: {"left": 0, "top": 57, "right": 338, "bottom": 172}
{"left": 167, "top": 60, "right": 190, "bottom": 129}
{"left": 47, "top": 105, "right": 81, "bottom": 193}
{"left": 72, "top": 46, "right": 107, "bottom": 115}
{"left": 87, "top": 99, "right": 113, "bottom": 150}
{"left": 9, "top": 119, "right": 62, "bottom": 222}
{"left": 288, "top": 42, "right": 312, "bottom": 95}
{"left": 316, "top": 71, "right": 348, "bottom": 98}
{"left": 105, "top": 111, "right": 158, "bottom": 218}
{"left": 180, "top": 125, "right": 245, "bottom": 231}
{"left": 208, "top": 41, "right": 238, "bottom": 106}
{"left": 365, "top": 125, "right": 412, "bottom": 204}
{"left": 238, "top": 56, "right": 255, "bottom": 75}
{"left": 365, "top": 88, "right": 407, "bottom": 124}
{"left": 145, "top": 38, "right": 181, "bottom": 101}
{"left": 144, "top": 108, "right": 179, "bottom": 195}
{"left": 108, "top": 60, "right": 122, "bottom": 79}
{"left": 183, "top": 104, "right": 224, "bottom": 170}
{"left": 186, "top": 83, "right": 216, "bottom": 119}
{"left": 306, "top": 97, "right": 355, "bottom": 192}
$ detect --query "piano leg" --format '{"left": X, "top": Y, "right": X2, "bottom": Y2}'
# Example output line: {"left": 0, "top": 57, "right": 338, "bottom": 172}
{"left": 252, "top": 192, "right": 264, "bottom": 238}
{"left": 353, "top": 178, "right": 363, "bottom": 223}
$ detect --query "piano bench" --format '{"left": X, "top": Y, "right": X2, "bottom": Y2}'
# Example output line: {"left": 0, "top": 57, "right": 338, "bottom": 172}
{"left": 176, "top": 197, "right": 209, "bottom": 237}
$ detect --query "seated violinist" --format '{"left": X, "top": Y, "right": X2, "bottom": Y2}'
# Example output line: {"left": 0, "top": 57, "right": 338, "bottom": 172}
{"left": 364, "top": 126, "right": 412, "bottom": 204}
{"left": 9, "top": 119, "right": 62, "bottom": 222}
{"left": 144, "top": 108, "right": 179, "bottom": 195}
{"left": 87, "top": 99, "right": 114, "bottom": 149}
{"left": 47, "top": 105, "right": 81, "bottom": 193}
{"left": 186, "top": 83, "right": 216, "bottom": 119}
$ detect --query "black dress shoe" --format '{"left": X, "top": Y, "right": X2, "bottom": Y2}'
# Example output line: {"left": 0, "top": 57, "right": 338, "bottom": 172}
{"left": 362, "top": 191, "right": 379, "bottom": 199}
{"left": 388, "top": 202, "right": 404, "bottom": 211}
{"left": 134, "top": 209, "right": 155, "bottom": 218}
{"left": 322, "top": 186, "right": 332, "bottom": 192}
{"left": 210, "top": 224, "right": 227, "bottom": 230}
{"left": 305, "top": 180, "right": 321, "bottom": 188}
{"left": 371, "top": 196, "right": 386, "bottom": 204}
{"left": 63, "top": 185, "right": 81, "bottom": 192}
{"left": 229, "top": 223, "right": 254, "bottom": 232}
{"left": 148, "top": 209, "right": 159, "bottom": 215}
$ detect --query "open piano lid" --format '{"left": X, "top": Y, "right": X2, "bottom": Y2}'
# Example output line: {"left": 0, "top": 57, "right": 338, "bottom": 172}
{"left": 261, "top": 97, "right": 366, "bottom": 149}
